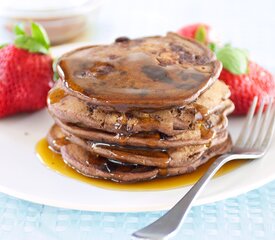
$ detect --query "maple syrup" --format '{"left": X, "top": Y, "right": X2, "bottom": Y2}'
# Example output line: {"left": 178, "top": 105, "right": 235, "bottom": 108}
{"left": 47, "top": 88, "right": 67, "bottom": 104}
{"left": 36, "top": 138, "right": 246, "bottom": 191}
{"left": 57, "top": 33, "right": 221, "bottom": 111}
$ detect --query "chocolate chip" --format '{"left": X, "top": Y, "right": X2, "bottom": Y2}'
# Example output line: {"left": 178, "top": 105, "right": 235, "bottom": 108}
{"left": 74, "top": 70, "right": 93, "bottom": 78}
{"left": 178, "top": 71, "right": 206, "bottom": 82}
{"left": 159, "top": 132, "right": 168, "bottom": 140}
{"left": 115, "top": 36, "right": 130, "bottom": 43}
{"left": 142, "top": 65, "right": 172, "bottom": 83}
{"left": 195, "top": 55, "right": 209, "bottom": 65}
{"left": 96, "top": 64, "right": 114, "bottom": 75}
{"left": 179, "top": 52, "right": 195, "bottom": 63}
{"left": 170, "top": 43, "right": 183, "bottom": 52}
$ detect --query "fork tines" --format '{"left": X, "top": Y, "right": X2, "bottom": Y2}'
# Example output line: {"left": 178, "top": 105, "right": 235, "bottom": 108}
{"left": 236, "top": 97, "right": 275, "bottom": 150}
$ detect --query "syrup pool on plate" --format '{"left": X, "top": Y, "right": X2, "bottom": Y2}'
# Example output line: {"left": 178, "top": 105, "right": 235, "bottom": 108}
{"left": 36, "top": 138, "right": 246, "bottom": 191}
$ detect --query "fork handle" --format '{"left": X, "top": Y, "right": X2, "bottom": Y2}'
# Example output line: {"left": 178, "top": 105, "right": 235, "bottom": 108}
{"left": 132, "top": 153, "right": 239, "bottom": 240}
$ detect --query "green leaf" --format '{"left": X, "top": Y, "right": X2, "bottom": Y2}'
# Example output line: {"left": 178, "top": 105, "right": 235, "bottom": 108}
{"left": 216, "top": 45, "right": 248, "bottom": 75}
{"left": 13, "top": 23, "right": 25, "bottom": 36}
{"left": 12, "top": 22, "right": 50, "bottom": 54}
{"left": 14, "top": 35, "right": 48, "bottom": 54}
{"left": 31, "top": 22, "right": 50, "bottom": 49}
{"left": 195, "top": 25, "right": 207, "bottom": 43}
{"left": 208, "top": 42, "right": 217, "bottom": 52}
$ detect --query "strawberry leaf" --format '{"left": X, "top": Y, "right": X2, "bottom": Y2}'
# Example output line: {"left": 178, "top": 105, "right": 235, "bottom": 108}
{"left": 208, "top": 42, "right": 217, "bottom": 52}
{"left": 13, "top": 22, "right": 50, "bottom": 54}
{"left": 13, "top": 23, "right": 25, "bottom": 36}
{"left": 31, "top": 22, "right": 50, "bottom": 49}
{"left": 216, "top": 45, "right": 248, "bottom": 75}
{"left": 14, "top": 35, "right": 49, "bottom": 54}
{"left": 195, "top": 25, "right": 207, "bottom": 43}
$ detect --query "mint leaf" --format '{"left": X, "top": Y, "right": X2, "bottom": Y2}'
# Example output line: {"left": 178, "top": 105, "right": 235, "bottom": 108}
{"left": 14, "top": 35, "right": 48, "bottom": 54}
{"left": 31, "top": 22, "right": 50, "bottom": 49}
{"left": 195, "top": 26, "right": 207, "bottom": 43}
{"left": 216, "top": 45, "right": 248, "bottom": 75}
{"left": 13, "top": 23, "right": 25, "bottom": 36}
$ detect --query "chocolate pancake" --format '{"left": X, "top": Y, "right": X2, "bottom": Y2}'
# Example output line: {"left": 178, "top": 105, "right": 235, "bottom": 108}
{"left": 56, "top": 32, "right": 222, "bottom": 111}
{"left": 48, "top": 124, "right": 228, "bottom": 168}
{"left": 48, "top": 125, "right": 232, "bottom": 182}
{"left": 64, "top": 129, "right": 228, "bottom": 168}
{"left": 61, "top": 144, "right": 159, "bottom": 182}
{"left": 48, "top": 80, "right": 231, "bottom": 136}
{"left": 52, "top": 100, "right": 233, "bottom": 149}
{"left": 46, "top": 33, "right": 234, "bottom": 183}
{"left": 162, "top": 136, "right": 232, "bottom": 177}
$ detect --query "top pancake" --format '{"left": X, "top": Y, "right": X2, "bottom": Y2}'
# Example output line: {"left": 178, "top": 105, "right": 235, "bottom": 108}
{"left": 57, "top": 32, "right": 222, "bottom": 111}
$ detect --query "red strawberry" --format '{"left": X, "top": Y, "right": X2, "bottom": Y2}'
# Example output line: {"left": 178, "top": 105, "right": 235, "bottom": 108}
{"left": 178, "top": 23, "right": 275, "bottom": 114}
{"left": 220, "top": 61, "right": 275, "bottom": 115}
{"left": 178, "top": 23, "right": 210, "bottom": 44}
{"left": 215, "top": 44, "right": 275, "bottom": 114}
{"left": 0, "top": 22, "right": 53, "bottom": 118}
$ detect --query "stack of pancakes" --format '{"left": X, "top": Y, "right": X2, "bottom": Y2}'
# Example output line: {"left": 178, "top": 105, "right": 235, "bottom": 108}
{"left": 47, "top": 33, "right": 234, "bottom": 182}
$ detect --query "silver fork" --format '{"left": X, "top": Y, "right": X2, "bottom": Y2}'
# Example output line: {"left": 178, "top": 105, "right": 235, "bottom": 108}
{"left": 132, "top": 97, "right": 275, "bottom": 240}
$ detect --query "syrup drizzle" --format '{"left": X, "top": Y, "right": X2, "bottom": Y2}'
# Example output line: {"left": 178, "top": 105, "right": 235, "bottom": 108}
{"left": 57, "top": 35, "right": 220, "bottom": 111}
{"left": 36, "top": 138, "right": 246, "bottom": 191}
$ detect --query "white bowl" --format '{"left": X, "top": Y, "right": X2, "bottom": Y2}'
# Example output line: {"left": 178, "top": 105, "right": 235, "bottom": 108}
{"left": 0, "top": 0, "right": 105, "bottom": 44}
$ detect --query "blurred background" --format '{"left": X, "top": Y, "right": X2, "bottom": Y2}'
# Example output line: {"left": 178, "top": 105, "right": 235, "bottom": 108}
{"left": 0, "top": 0, "right": 274, "bottom": 68}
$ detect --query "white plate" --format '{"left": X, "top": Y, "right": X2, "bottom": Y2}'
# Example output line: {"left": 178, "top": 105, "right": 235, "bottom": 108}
{"left": 0, "top": 44, "right": 274, "bottom": 212}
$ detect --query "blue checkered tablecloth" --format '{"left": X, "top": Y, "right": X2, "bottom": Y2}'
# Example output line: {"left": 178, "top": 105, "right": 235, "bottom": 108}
{"left": 0, "top": 180, "right": 275, "bottom": 240}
